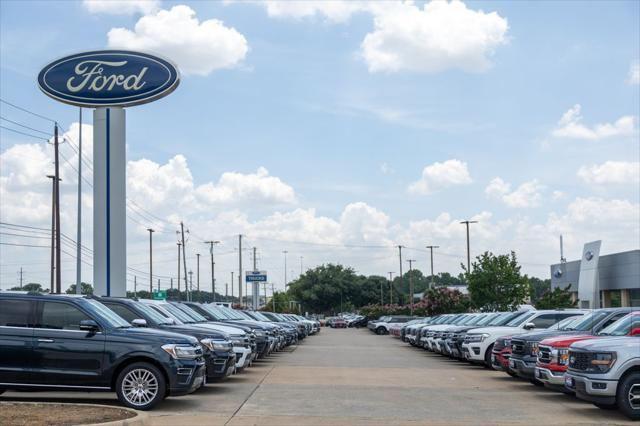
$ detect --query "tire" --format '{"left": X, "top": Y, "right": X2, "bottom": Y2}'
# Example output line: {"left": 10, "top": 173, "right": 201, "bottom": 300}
{"left": 506, "top": 370, "right": 518, "bottom": 378}
{"left": 483, "top": 344, "right": 494, "bottom": 368}
{"left": 0, "top": 389, "right": 5, "bottom": 395}
{"left": 530, "top": 379, "right": 544, "bottom": 387}
{"left": 115, "top": 362, "right": 166, "bottom": 411}
{"left": 594, "top": 403, "right": 618, "bottom": 410}
{"left": 616, "top": 371, "right": 640, "bottom": 420}
{"left": 376, "top": 327, "right": 387, "bottom": 335}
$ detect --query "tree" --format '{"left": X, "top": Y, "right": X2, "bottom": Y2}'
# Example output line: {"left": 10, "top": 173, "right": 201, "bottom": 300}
{"left": 466, "top": 251, "right": 530, "bottom": 311}
{"left": 528, "top": 276, "right": 551, "bottom": 304}
{"left": 288, "top": 264, "right": 359, "bottom": 314}
{"left": 9, "top": 282, "right": 48, "bottom": 293}
{"left": 535, "top": 285, "right": 577, "bottom": 309}
{"left": 65, "top": 282, "right": 93, "bottom": 295}
{"left": 421, "top": 287, "right": 471, "bottom": 316}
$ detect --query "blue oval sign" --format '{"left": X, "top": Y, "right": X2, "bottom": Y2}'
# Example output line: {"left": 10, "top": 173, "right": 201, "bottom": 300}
{"left": 38, "top": 50, "right": 180, "bottom": 107}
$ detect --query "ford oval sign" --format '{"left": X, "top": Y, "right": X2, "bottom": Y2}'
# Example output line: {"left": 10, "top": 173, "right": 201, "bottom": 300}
{"left": 38, "top": 50, "right": 180, "bottom": 107}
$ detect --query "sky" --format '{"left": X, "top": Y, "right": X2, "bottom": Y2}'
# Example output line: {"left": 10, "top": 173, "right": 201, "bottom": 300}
{"left": 0, "top": 0, "right": 639, "bottom": 294}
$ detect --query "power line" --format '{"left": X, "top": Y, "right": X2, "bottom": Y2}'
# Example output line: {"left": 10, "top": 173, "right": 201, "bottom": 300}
{"left": 0, "top": 99, "right": 57, "bottom": 123}
{"left": 0, "top": 125, "right": 48, "bottom": 140}
{"left": 0, "top": 116, "right": 51, "bottom": 136}
{"left": 0, "top": 242, "right": 50, "bottom": 248}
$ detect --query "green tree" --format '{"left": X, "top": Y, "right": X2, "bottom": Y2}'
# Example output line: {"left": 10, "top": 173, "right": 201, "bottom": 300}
{"left": 65, "top": 282, "right": 94, "bottom": 295}
{"left": 288, "top": 264, "right": 359, "bottom": 314}
{"left": 9, "top": 282, "right": 48, "bottom": 293}
{"left": 528, "top": 276, "right": 551, "bottom": 304}
{"left": 535, "top": 285, "right": 577, "bottom": 309}
{"left": 466, "top": 251, "right": 530, "bottom": 311}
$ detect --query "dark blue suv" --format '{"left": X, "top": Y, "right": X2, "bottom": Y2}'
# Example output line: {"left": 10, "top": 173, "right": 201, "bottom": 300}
{"left": 0, "top": 293, "right": 205, "bottom": 410}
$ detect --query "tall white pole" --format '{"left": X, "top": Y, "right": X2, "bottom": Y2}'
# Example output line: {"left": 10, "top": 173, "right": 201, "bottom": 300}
{"left": 76, "top": 108, "right": 82, "bottom": 294}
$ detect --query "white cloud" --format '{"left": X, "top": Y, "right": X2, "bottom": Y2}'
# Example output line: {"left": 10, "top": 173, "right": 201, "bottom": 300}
{"left": 577, "top": 161, "right": 640, "bottom": 185}
{"left": 380, "top": 162, "right": 393, "bottom": 174}
{"left": 552, "top": 190, "right": 565, "bottom": 200}
{"left": 485, "top": 177, "right": 544, "bottom": 208}
{"left": 83, "top": 0, "right": 160, "bottom": 15}
{"left": 408, "top": 159, "right": 472, "bottom": 195}
{"left": 361, "top": 0, "right": 508, "bottom": 73}
{"left": 258, "top": 0, "right": 369, "bottom": 23}
{"left": 552, "top": 104, "right": 636, "bottom": 140}
{"left": 627, "top": 61, "right": 640, "bottom": 85}
{"left": 240, "top": 0, "right": 508, "bottom": 74}
{"left": 107, "top": 5, "right": 249, "bottom": 76}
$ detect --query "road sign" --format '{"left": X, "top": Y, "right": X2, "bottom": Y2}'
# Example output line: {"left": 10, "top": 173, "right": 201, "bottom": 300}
{"left": 38, "top": 50, "right": 180, "bottom": 108}
{"left": 153, "top": 290, "right": 167, "bottom": 300}
{"left": 246, "top": 271, "right": 267, "bottom": 282}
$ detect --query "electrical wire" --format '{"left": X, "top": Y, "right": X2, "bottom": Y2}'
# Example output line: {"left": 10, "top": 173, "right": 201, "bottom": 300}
{"left": 0, "top": 99, "right": 57, "bottom": 123}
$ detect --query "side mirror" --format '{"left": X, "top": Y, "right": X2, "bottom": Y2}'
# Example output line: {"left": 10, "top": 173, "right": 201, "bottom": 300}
{"left": 524, "top": 322, "right": 536, "bottom": 330}
{"left": 132, "top": 318, "right": 147, "bottom": 328}
{"left": 79, "top": 319, "right": 100, "bottom": 332}
{"left": 630, "top": 327, "right": 640, "bottom": 336}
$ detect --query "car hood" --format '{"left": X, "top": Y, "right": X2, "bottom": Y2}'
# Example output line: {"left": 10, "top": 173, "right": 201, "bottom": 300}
{"left": 511, "top": 329, "right": 577, "bottom": 343}
{"left": 467, "top": 326, "right": 520, "bottom": 337}
{"left": 112, "top": 326, "right": 198, "bottom": 345}
{"left": 570, "top": 336, "right": 637, "bottom": 351}
{"left": 186, "top": 323, "right": 247, "bottom": 336}
{"left": 165, "top": 325, "right": 229, "bottom": 340}
{"left": 540, "top": 334, "right": 597, "bottom": 348}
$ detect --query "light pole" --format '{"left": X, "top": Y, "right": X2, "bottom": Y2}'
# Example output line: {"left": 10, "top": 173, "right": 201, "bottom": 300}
{"left": 283, "top": 250, "right": 288, "bottom": 287}
{"left": 196, "top": 253, "right": 200, "bottom": 297}
{"left": 177, "top": 242, "right": 182, "bottom": 294}
{"left": 406, "top": 259, "right": 416, "bottom": 315}
{"left": 426, "top": 245, "right": 439, "bottom": 289}
{"left": 147, "top": 228, "right": 154, "bottom": 294}
{"left": 388, "top": 272, "right": 394, "bottom": 304}
{"left": 205, "top": 240, "right": 220, "bottom": 301}
{"left": 460, "top": 220, "right": 478, "bottom": 274}
{"left": 397, "top": 245, "right": 404, "bottom": 304}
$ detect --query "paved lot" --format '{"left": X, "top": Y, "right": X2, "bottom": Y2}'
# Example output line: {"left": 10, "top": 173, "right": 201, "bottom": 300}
{"left": 3, "top": 328, "right": 632, "bottom": 425}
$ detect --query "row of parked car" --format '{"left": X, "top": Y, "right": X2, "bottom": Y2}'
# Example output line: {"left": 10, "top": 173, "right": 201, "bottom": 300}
{"left": 0, "top": 292, "right": 320, "bottom": 410}
{"left": 369, "top": 307, "right": 640, "bottom": 420}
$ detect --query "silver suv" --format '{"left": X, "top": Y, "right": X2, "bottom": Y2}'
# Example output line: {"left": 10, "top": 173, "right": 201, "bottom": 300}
{"left": 565, "top": 312, "right": 640, "bottom": 420}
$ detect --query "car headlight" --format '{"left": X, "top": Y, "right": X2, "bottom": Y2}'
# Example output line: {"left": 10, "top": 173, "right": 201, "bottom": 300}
{"left": 254, "top": 330, "right": 265, "bottom": 337}
{"left": 590, "top": 352, "right": 616, "bottom": 373}
{"left": 555, "top": 348, "right": 569, "bottom": 365}
{"left": 161, "top": 343, "right": 200, "bottom": 360}
{"left": 200, "top": 338, "right": 232, "bottom": 352}
{"left": 530, "top": 342, "right": 539, "bottom": 355}
{"left": 466, "top": 333, "right": 490, "bottom": 343}
{"left": 231, "top": 338, "right": 245, "bottom": 347}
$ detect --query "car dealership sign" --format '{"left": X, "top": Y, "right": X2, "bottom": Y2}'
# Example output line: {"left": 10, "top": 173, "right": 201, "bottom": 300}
{"left": 38, "top": 50, "right": 180, "bottom": 107}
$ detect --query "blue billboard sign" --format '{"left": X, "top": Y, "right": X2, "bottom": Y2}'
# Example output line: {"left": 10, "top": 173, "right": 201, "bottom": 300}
{"left": 246, "top": 271, "right": 267, "bottom": 282}
{"left": 38, "top": 50, "right": 180, "bottom": 107}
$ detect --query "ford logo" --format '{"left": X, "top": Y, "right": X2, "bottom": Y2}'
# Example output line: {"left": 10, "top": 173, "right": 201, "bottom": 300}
{"left": 38, "top": 50, "right": 180, "bottom": 107}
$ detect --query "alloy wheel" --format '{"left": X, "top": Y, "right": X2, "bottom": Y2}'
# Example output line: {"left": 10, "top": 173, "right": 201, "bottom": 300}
{"left": 629, "top": 384, "right": 640, "bottom": 410}
{"left": 121, "top": 368, "right": 159, "bottom": 407}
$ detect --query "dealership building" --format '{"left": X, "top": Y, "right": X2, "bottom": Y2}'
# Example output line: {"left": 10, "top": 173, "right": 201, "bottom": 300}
{"left": 550, "top": 242, "right": 640, "bottom": 308}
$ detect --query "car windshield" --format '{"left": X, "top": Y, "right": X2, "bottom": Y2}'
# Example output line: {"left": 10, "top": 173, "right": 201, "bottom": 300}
{"left": 132, "top": 301, "right": 175, "bottom": 325}
{"left": 599, "top": 312, "right": 640, "bottom": 336}
{"left": 251, "top": 311, "right": 272, "bottom": 321}
{"left": 173, "top": 303, "right": 209, "bottom": 322}
{"left": 195, "top": 304, "right": 224, "bottom": 320}
{"left": 218, "top": 306, "right": 246, "bottom": 320}
{"left": 158, "top": 303, "right": 196, "bottom": 323}
{"left": 84, "top": 299, "right": 131, "bottom": 328}
{"left": 490, "top": 312, "right": 518, "bottom": 326}
{"left": 475, "top": 314, "right": 497, "bottom": 326}
{"left": 565, "top": 310, "right": 611, "bottom": 331}
{"left": 557, "top": 315, "right": 584, "bottom": 330}
{"left": 506, "top": 311, "right": 536, "bottom": 327}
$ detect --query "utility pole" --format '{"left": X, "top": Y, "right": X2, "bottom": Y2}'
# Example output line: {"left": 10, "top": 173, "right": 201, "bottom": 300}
{"left": 46, "top": 174, "right": 57, "bottom": 294}
{"left": 188, "top": 270, "right": 193, "bottom": 297}
{"left": 147, "top": 228, "right": 154, "bottom": 294}
{"left": 54, "top": 123, "right": 61, "bottom": 294}
{"left": 271, "top": 283, "right": 275, "bottom": 312}
{"left": 177, "top": 242, "right": 182, "bottom": 293}
{"left": 388, "top": 272, "right": 394, "bottom": 304}
{"left": 180, "top": 223, "right": 188, "bottom": 301}
{"left": 76, "top": 108, "right": 82, "bottom": 295}
{"left": 204, "top": 240, "right": 219, "bottom": 301}
{"left": 426, "top": 245, "right": 439, "bottom": 289}
{"left": 238, "top": 235, "right": 243, "bottom": 305}
{"left": 225, "top": 282, "right": 228, "bottom": 298}
{"left": 170, "top": 278, "right": 173, "bottom": 290}
{"left": 397, "top": 245, "right": 404, "bottom": 304}
{"left": 196, "top": 253, "right": 200, "bottom": 294}
{"left": 19, "top": 267, "right": 23, "bottom": 289}
{"left": 252, "top": 246, "right": 258, "bottom": 309}
{"left": 157, "top": 278, "right": 160, "bottom": 292}
{"left": 283, "top": 250, "right": 288, "bottom": 287}
{"left": 134, "top": 275, "right": 137, "bottom": 297}
{"left": 231, "top": 271, "right": 234, "bottom": 299}
{"left": 380, "top": 274, "right": 383, "bottom": 305}
{"left": 406, "top": 259, "right": 416, "bottom": 315}
{"left": 460, "top": 220, "right": 478, "bottom": 274}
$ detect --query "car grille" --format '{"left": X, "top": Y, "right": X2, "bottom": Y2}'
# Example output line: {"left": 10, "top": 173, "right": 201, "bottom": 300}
{"left": 569, "top": 351, "right": 592, "bottom": 371}
{"left": 538, "top": 345, "right": 552, "bottom": 364}
{"left": 511, "top": 338, "right": 526, "bottom": 355}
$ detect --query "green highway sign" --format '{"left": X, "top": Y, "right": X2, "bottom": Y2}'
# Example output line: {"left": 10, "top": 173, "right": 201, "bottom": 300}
{"left": 153, "top": 290, "right": 167, "bottom": 300}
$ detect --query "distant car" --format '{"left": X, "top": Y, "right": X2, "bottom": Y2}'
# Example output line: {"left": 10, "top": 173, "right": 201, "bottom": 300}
{"left": 331, "top": 318, "right": 347, "bottom": 328}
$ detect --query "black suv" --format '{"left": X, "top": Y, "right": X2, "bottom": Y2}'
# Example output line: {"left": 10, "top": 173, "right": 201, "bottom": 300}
{"left": 98, "top": 297, "right": 237, "bottom": 382}
{"left": 0, "top": 293, "right": 205, "bottom": 410}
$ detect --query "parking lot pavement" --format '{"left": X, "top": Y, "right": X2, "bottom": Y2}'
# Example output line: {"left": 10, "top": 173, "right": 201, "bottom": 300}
{"left": 4, "top": 329, "right": 633, "bottom": 425}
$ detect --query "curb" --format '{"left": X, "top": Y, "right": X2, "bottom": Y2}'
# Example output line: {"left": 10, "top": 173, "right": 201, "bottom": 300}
{"left": 0, "top": 401, "right": 148, "bottom": 426}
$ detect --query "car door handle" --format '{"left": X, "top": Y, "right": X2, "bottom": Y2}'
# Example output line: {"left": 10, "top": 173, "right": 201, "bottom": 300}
{"left": 37, "top": 338, "right": 54, "bottom": 343}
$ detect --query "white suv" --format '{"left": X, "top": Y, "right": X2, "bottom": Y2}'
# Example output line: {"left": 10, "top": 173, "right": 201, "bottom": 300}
{"left": 462, "top": 309, "right": 586, "bottom": 367}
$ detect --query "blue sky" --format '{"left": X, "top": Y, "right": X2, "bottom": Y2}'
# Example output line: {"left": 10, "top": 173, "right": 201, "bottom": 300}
{"left": 1, "top": 0, "right": 638, "bottom": 291}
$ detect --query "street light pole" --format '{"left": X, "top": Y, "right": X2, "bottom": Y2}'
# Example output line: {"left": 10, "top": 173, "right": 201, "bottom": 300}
{"left": 388, "top": 272, "right": 394, "bottom": 304}
{"left": 406, "top": 259, "right": 416, "bottom": 316}
{"left": 196, "top": 253, "right": 200, "bottom": 297}
{"left": 397, "top": 245, "right": 404, "bottom": 304}
{"left": 460, "top": 221, "right": 478, "bottom": 274}
{"left": 204, "top": 240, "right": 219, "bottom": 301}
{"left": 426, "top": 245, "right": 439, "bottom": 289}
{"left": 147, "top": 228, "right": 154, "bottom": 294}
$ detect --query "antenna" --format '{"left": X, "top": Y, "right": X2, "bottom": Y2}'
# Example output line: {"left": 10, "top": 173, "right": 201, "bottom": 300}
{"left": 560, "top": 235, "right": 566, "bottom": 263}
